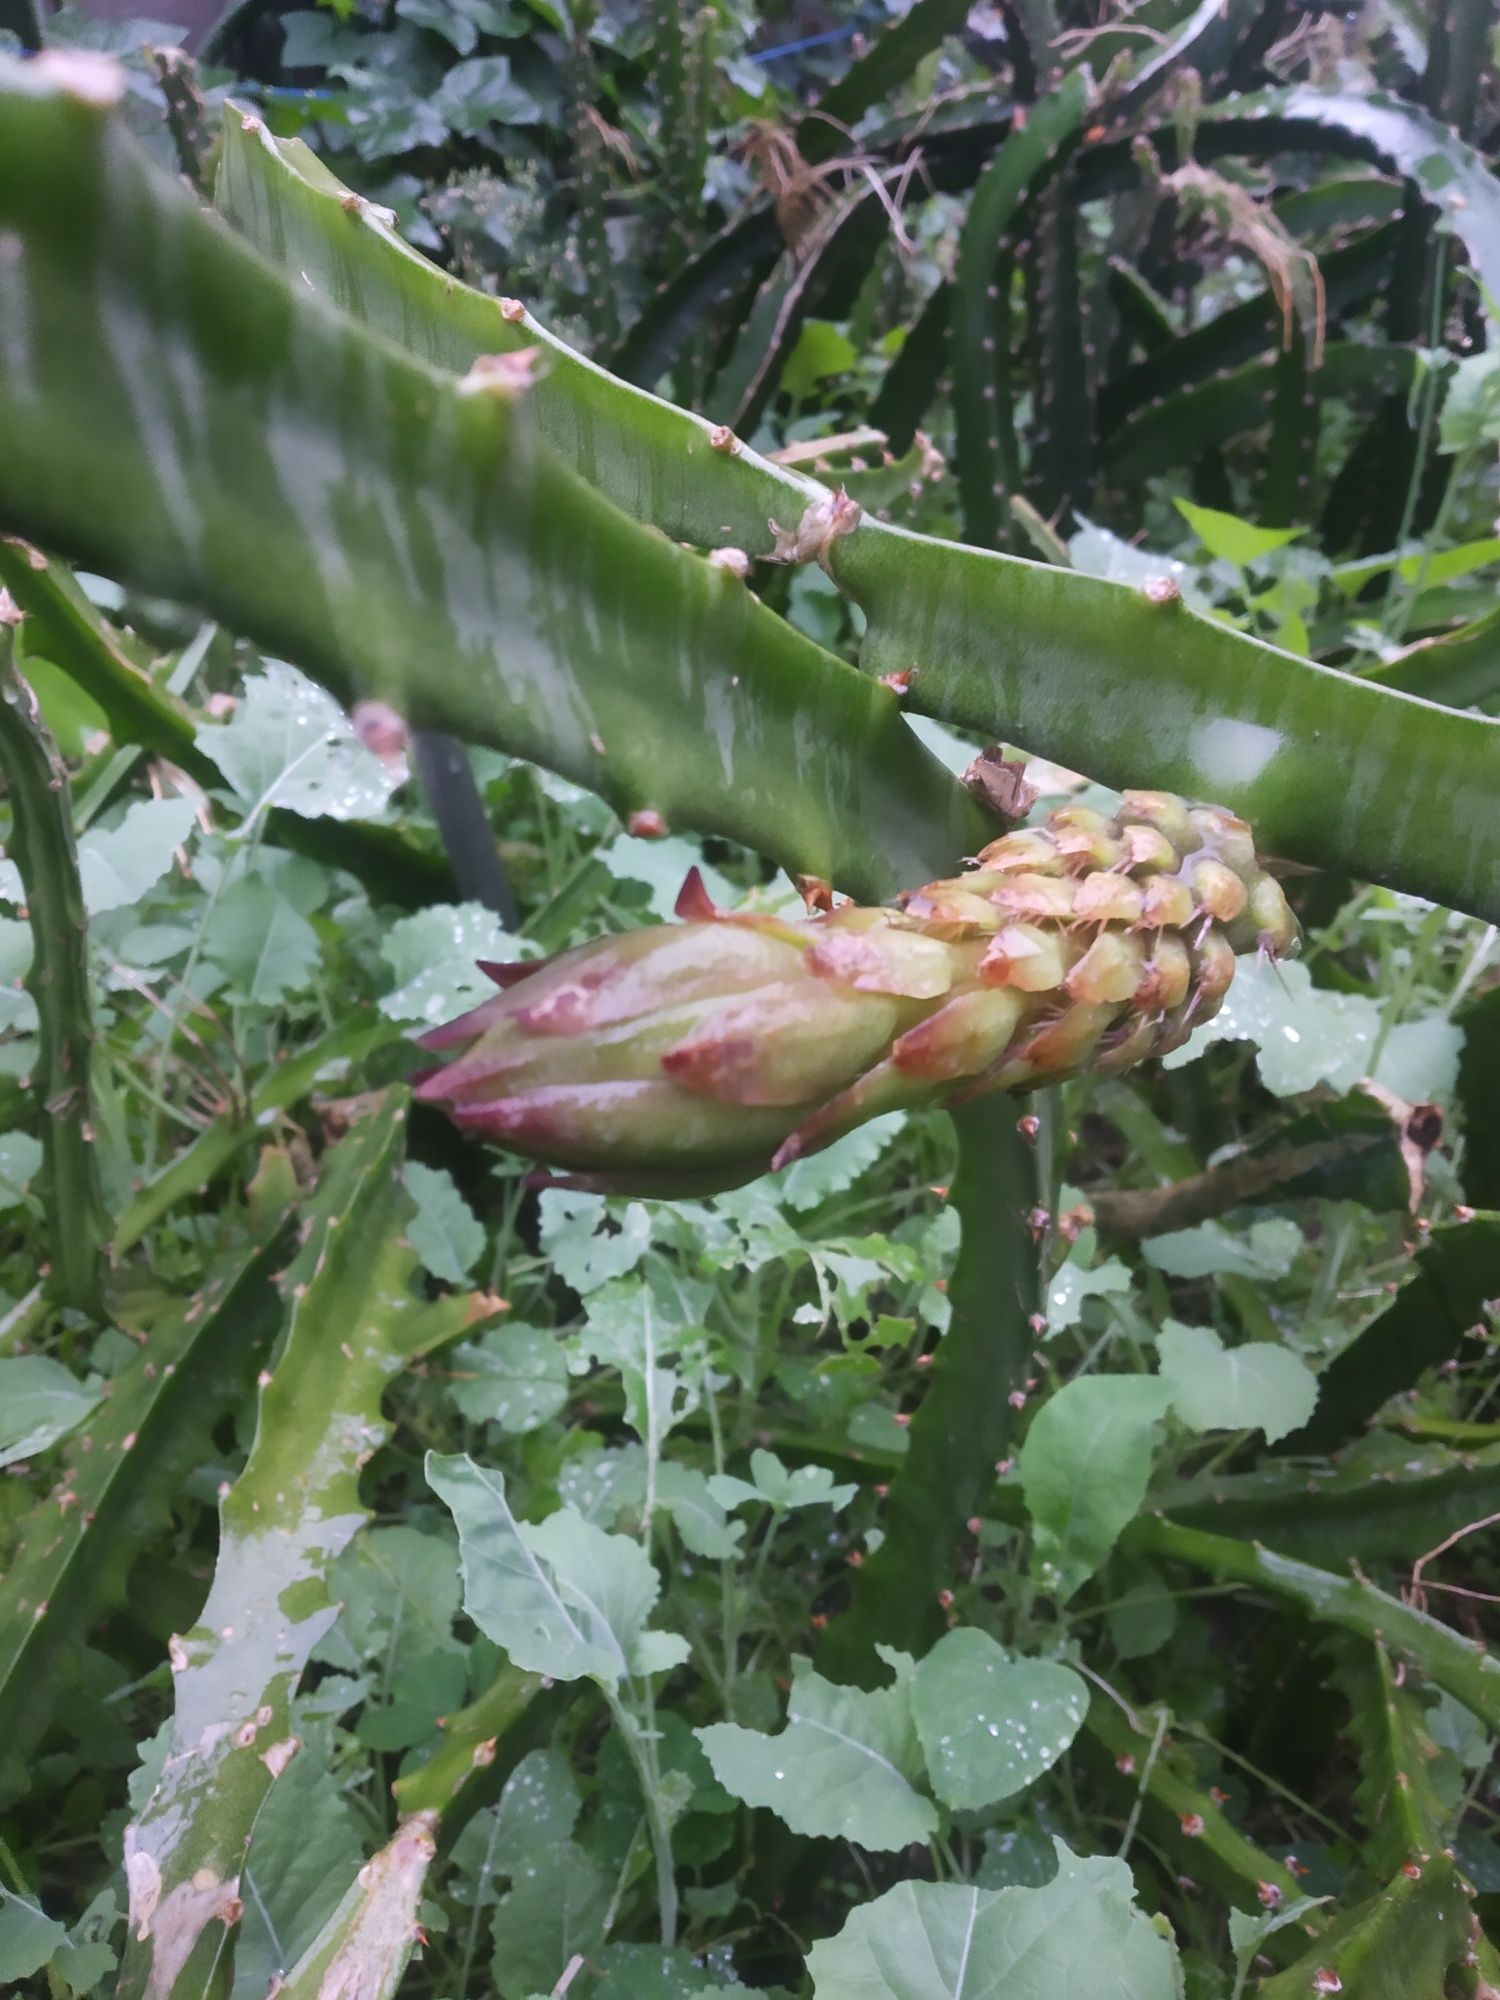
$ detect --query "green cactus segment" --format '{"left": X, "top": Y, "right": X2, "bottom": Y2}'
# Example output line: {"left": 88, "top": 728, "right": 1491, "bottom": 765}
{"left": 264, "top": 1813, "right": 441, "bottom": 2000}
{"left": 870, "top": 282, "right": 951, "bottom": 455}
{"left": 0, "top": 539, "right": 453, "bottom": 909}
{"left": 797, "top": 0, "right": 970, "bottom": 165}
{"left": 1128, "top": 1516, "right": 1500, "bottom": 1731}
{"left": 1031, "top": 173, "right": 1091, "bottom": 522}
{"left": 1105, "top": 259, "right": 1176, "bottom": 355}
{"left": 610, "top": 203, "right": 780, "bottom": 391}
{"left": 1209, "top": 87, "right": 1500, "bottom": 330}
{"left": 391, "top": 1664, "right": 547, "bottom": 1821}
{"left": 0, "top": 535, "right": 203, "bottom": 774}
{"left": 0, "top": 1181, "right": 292, "bottom": 1808}
{"left": 1257, "top": 1855, "right": 1474, "bottom": 2000}
{"left": 1273, "top": 171, "right": 1404, "bottom": 237}
{"left": 0, "top": 623, "right": 111, "bottom": 1316}
{"left": 116, "top": 1095, "right": 494, "bottom": 2000}
{"left": 1071, "top": 89, "right": 1500, "bottom": 322}
{"left": 1098, "top": 223, "right": 1397, "bottom": 435}
{"left": 1104, "top": 341, "right": 1415, "bottom": 487}
{"left": 1336, "top": 1639, "right": 1455, "bottom": 1875}
{"left": 567, "top": 23, "right": 616, "bottom": 346}
{"left": 712, "top": 195, "right": 892, "bottom": 433}
{"left": 1080, "top": 1699, "right": 1305, "bottom": 1926}
{"left": 1261, "top": 330, "right": 1316, "bottom": 528}
{"left": 0, "top": 61, "right": 979, "bottom": 906}
{"left": 113, "top": 1011, "right": 399, "bottom": 1254}
{"left": 952, "top": 72, "right": 1091, "bottom": 547}
{"left": 213, "top": 107, "right": 816, "bottom": 556}
{"left": 415, "top": 795, "right": 1295, "bottom": 1190}
{"left": 1275, "top": 1214, "right": 1500, "bottom": 1456}
{"left": 819, "top": 1097, "right": 1038, "bottom": 1678}
{"left": 1157, "top": 1443, "right": 1500, "bottom": 1569}
{"left": 1369, "top": 605, "right": 1500, "bottom": 713}
{"left": 647, "top": 0, "right": 712, "bottom": 277}
{"left": 832, "top": 521, "right": 1500, "bottom": 923}
{"left": 1109, "top": 0, "right": 1262, "bottom": 115}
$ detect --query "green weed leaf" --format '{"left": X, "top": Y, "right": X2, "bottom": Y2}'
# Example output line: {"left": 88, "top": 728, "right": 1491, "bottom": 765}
{"left": 1043, "top": 1249, "right": 1132, "bottom": 1334}
{"left": 0, "top": 1131, "right": 43, "bottom": 1208}
{"left": 805, "top": 1842, "right": 1178, "bottom": 1997}
{"left": 234, "top": 1721, "right": 364, "bottom": 1997}
{"left": 910, "top": 1629, "right": 1088, "bottom": 1811}
{"left": 380, "top": 902, "right": 522, "bottom": 1026}
{"left": 0, "top": 1355, "right": 102, "bottom": 1469}
{"left": 76, "top": 797, "right": 196, "bottom": 915}
{"left": 403, "top": 1161, "right": 484, "bottom": 1283}
{"left": 427, "top": 1452, "right": 689, "bottom": 1683}
{"left": 1020, "top": 1376, "right": 1173, "bottom": 1601}
{"left": 1143, "top": 1218, "right": 1303, "bottom": 1281}
{"left": 572, "top": 1281, "right": 705, "bottom": 1446}
{"left": 1156, "top": 1321, "right": 1318, "bottom": 1444}
{"left": 1166, "top": 957, "right": 1463, "bottom": 1102}
{"left": 197, "top": 661, "right": 397, "bottom": 822}
{"left": 448, "top": 1324, "right": 569, "bottom": 1434}
{"left": 490, "top": 1845, "right": 610, "bottom": 2000}
{"left": 205, "top": 876, "right": 322, "bottom": 1005}
{"left": 1174, "top": 498, "right": 1302, "bottom": 567}
{"left": 537, "top": 1191, "right": 653, "bottom": 1294}
{"left": 708, "top": 1448, "right": 857, "bottom": 1515}
{"left": 0, "top": 1889, "right": 66, "bottom": 1983}
{"left": 595, "top": 1944, "right": 761, "bottom": 1998}
{"left": 696, "top": 1654, "right": 937, "bottom": 1850}
{"left": 655, "top": 1463, "right": 745, "bottom": 1559}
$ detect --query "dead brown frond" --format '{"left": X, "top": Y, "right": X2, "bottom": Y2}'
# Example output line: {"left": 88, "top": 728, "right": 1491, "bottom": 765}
{"left": 1407, "top": 1510, "right": 1500, "bottom": 1618}
{"left": 739, "top": 122, "right": 920, "bottom": 258}
{"left": 583, "top": 104, "right": 637, "bottom": 178}
{"left": 1137, "top": 140, "right": 1327, "bottom": 368}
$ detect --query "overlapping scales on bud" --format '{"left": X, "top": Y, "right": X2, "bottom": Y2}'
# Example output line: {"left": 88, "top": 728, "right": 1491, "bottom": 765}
{"left": 413, "top": 792, "right": 1298, "bottom": 1193}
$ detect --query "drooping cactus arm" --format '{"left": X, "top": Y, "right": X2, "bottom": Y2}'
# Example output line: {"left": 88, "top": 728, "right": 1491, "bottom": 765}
{"left": 0, "top": 619, "right": 110, "bottom": 1316}
{"left": 0, "top": 56, "right": 986, "bottom": 904}
{"left": 829, "top": 519, "right": 1500, "bottom": 923}
{"left": 213, "top": 108, "right": 821, "bottom": 558}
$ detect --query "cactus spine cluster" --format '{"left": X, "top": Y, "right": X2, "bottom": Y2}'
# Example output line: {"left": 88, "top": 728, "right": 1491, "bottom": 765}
{"left": 414, "top": 791, "right": 1298, "bottom": 1192}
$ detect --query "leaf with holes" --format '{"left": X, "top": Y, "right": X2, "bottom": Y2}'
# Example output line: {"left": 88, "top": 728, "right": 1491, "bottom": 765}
{"left": 380, "top": 903, "right": 524, "bottom": 1027}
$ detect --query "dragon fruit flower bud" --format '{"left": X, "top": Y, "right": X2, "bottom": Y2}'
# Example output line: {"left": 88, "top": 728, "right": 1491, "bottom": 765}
{"left": 1073, "top": 871, "right": 1145, "bottom": 926}
{"left": 1187, "top": 856, "right": 1250, "bottom": 925}
{"left": 975, "top": 827, "right": 1067, "bottom": 875}
{"left": 1140, "top": 874, "right": 1197, "bottom": 931}
{"left": 1120, "top": 789, "right": 1197, "bottom": 854}
{"left": 414, "top": 795, "right": 1297, "bottom": 1192}
{"left": 1048, "top": 804, "right": 1123, "bottom": 872}
{"left": 1119, "top": 824, "right": 1178, "bottom": 874}
{"left": 1189, "top": 804, "right": 1258, "bottom": 876}
{"left": 980, "top": 922, "right": 1072, "bottom": 993}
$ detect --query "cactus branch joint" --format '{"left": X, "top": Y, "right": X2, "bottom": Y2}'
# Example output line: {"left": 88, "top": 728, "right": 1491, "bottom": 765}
{"left": 414, "top": 791, "right": 1298, "bottom": 1193}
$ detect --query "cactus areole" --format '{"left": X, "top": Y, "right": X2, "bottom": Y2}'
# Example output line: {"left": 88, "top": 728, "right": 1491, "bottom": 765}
{"left": 414, "top": 793, "right": 1298, "bottom": 1194}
